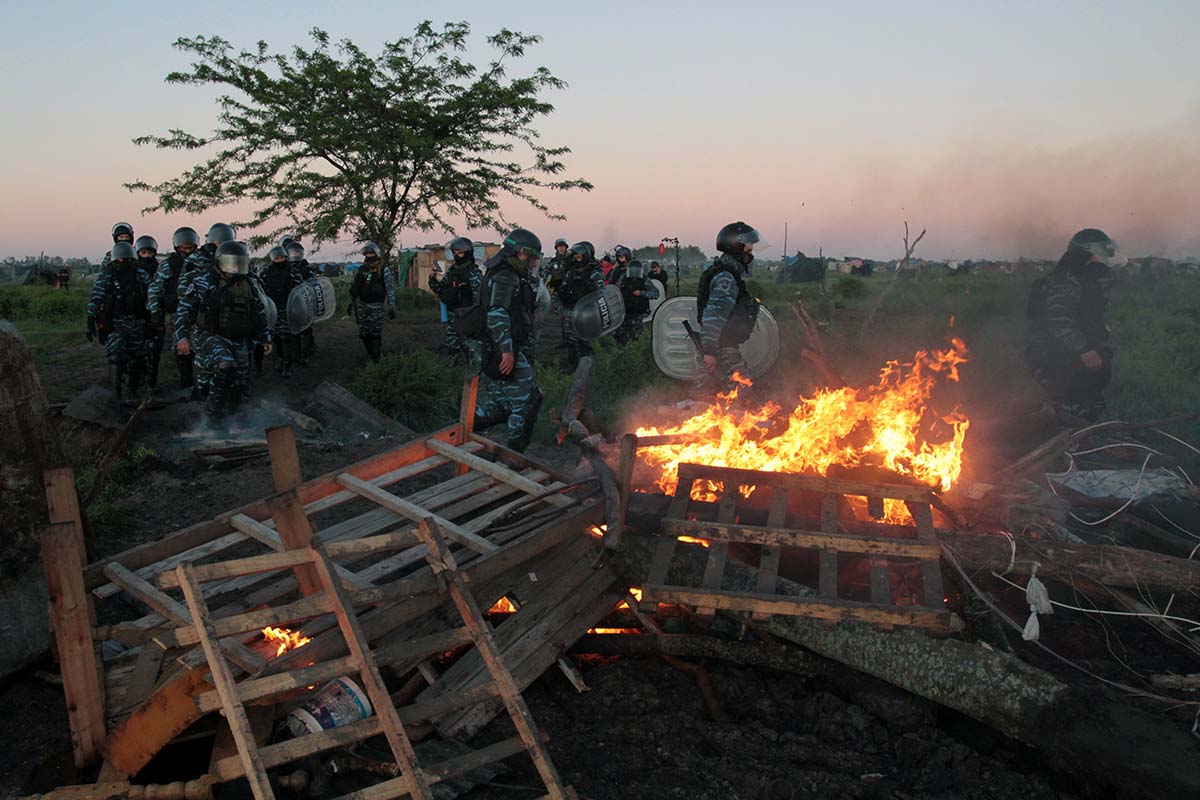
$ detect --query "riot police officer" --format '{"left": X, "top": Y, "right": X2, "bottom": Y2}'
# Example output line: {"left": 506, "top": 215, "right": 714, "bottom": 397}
{"left": 132, "top": 235, "right": 163, "bottom": 390}
{"left": 537, "top": 238, "right": 570, "bottom": 345}
{"left": 87, "top": 241, "right": 152, "bottom": 399}
{"left": 149, "top": 227, "right": 202, "bottom": 391}
{"left": 349, "top": 243, "right": 396, "bottom": 363}
{"left": 261, "top": 246, "right": 302, "bottom": 376}
{"left": 615, "top": 259, "right": 659, "bottom": 344}
{"left": 697, "top": 221, "right": 762, "bottom": 392}
{"left": 429, "top": 237, "right": 480, "bottom": 364}
{"left": 175, "top": 241, "right": 272, "bottom": 425}
{"left": 608, "top": 245, "right": 632, "bottom": 286}
{"left": 556, "top": 241, "right": 607, "bottom": 368}
{"left": 285, "top": 240, "right": 317, "bottom": 363}
{"left": 100, "top": 222, "right": 135, "bottom": 270}
{"left": 469, "top": 228, "right": 544, "bottom": 452}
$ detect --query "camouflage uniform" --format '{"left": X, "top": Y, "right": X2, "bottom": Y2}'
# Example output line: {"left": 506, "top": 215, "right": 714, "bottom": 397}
{"left": 556, "top": 259, "right": 607, "bottom": 363}
{"left": 174, "top": 267, "right": 271, "bottom": 424}
{"left": 474, "top": 253, "right": 541, "bottom": 451}
{"left": 148, "top": 251, "right": 196, "bottom": 389}
{"left": 137, "top": 256, "right": 165, "bottom": 388}
{"left": 537, "top": 252, "right": 570, "bottom": 342}
{"left": 260, "top": 261, "right": 303, "bottom": 374}
{"left": 350, "top": 264, "right": 395, "bottom": 363}
{"left": 696, "top": 253, "right": 758, "bottom": 393}
{"left": 430, "top": 260, "right": 481, "bottom": 361}
{"left": 1026, "top": 253, "right": 1113, "bottom": 420}
{"left": 614, "top": 271, "right": 660, "bottom": 344}
{"left": 292, "top": 258, "right": 317, "bottom": 362}
{"left": 87, "top": 261, "right": 152, "bottom": 396}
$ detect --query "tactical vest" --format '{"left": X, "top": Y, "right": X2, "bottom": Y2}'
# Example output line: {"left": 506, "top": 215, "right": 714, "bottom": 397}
{"left": 262, "top": 264, "right": 295, "bottom": 308}
{"left": 476, "top": 263, "right": 534, "bottom": 344}
{"left": 105, "top": 265, "right": 148, "bottom": 320}
{"left": 547, "top": 255, "right": 568, "bottom": 288}
{"left": 161, "top": 253, "right": 186, "bottom": 313}
{"left": 436, "top": 263, "right": 475, "bottom": 309}
{"left": 353, "top": 266, "right": 387, "bottom": 303}
{"left": 621, "top": 275, "right": 650, "bottom": 315}
{"left": 558, "top": 263, "right": 601, "bottom": 309}
{"left": 200, "top": 276, "right": 260, "bottom": 339}
{"left": 697, "top": 262, "right": 759, "bottom": 345}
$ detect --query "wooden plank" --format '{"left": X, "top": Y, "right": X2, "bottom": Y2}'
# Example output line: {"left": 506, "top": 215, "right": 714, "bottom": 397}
{"left": 42, "top": 523, "right": 105, "bottom": 767}
{"left": 644, "top": 535, "right": 677, "bottom": 613}
{"left": 466, "top": 432, "right": 578, "bottom": 486}
{"left": 820, "top": 493, "right": 838, "bottom": 533}
{"left": 169, "top": 592, "right": 333, "bottom": 647}
{"left": 685, "top": 463, "right": 934, "bottom": 504}
{"left": 819, "top": 551, "right": 838, "bottom": 599}
{"left": 266, "top": 484, "right": 323, "bottom": 598}
{"left": 904, "top": 501, "right": 945, "bottom": 609}
{"left": 230, "top": 513, "right": 370, "bottom": 590}
{"left": 640, "top": 585, "right": 951, "bottom": 630}
{"left": 753, "top": 488, "right": 787, "bottom": 621}
{"left": 306, "top": 545, "right": 435, "bottom": 800}
{"left": 614, "top": 434, "right": 638, "bottom": 547}
{"left": 868, "top": 557, "right": 892, "bottom": 607}
{"left": 266, "top": 425, "right": 303, "bottom": 492}
{"left": 337, "top": 473, "right": 499, "bottom": 555}
{"left": 460, "top": 377, "right": 479, "bottom": 433}
{"left": 86, "top": 426, "right": 469, "bottom": 592}
{"left": 698, "top": 489, "right": 736, "bottom": 618}
{"left": 215, "top": 717, "right": 382, "bottom": 780}
{"left": 103, "top": 562, "right": 265, "bottom": 674}
{"left": 195, "top": 655, "right": 358, "bottom": 714}
{"left": 44, "top": 467, "right": 87, "bottom": 564}
{"left": 415, "top": 519, "right": 574, "bottom": 800}
{"left": 118, "top": 644, "right": 165, "bottom": 716}
{"left": 426, "top": 438, "right": 574, "bottom": 509}
{"left": 155, "top": 549, "right": 315, "bottom": 589}
{"left": 666, "top": 464, "right": 696, "bottom": 519}
{"left": 661, "top": 519, "right": 939, "bottom": 558}
{"left": 175, "top": 563, "right": 275, "bottom": 800}
{"left": 314, "top": 380, "right": 415, "bottom": 438}
{"left": 372, "top": 628, "right": 474, "bottom": 668}
{"left": 867, "top": 495, "right": 885, "bottom": 519}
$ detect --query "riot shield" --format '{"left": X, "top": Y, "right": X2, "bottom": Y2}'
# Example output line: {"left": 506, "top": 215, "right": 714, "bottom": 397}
{"left": 569, "top": 284, "right": 625, "bottom": 341}
{"left": 286, "top": 277, "right": 336, "bottom": 334}
{"left": 647, "top": 278, "right": 667, "bottom": 316}
{"left": 650, "top": 296, "right": 781, "bottom": 381}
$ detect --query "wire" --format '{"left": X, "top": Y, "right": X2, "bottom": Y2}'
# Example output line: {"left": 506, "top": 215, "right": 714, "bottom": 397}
{"left": 1152, "top": 505, "right": 1200, "bottom": 541}
{"left": 1064, "top": 452, "right": 1153, "bottom": 526}
{"left": 1155, "top": 428, "right": 1200, "bottom": 458}
{"left": 990, "top": 571, "right": 1200, "bottom": 632}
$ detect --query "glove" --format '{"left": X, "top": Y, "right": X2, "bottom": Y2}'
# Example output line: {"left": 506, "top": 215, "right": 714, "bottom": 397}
{"left": 387, "top": 307, "right": 395, "bottom": 320}
{"left": 86, "top": 317, "right": 96, "bottom": 342}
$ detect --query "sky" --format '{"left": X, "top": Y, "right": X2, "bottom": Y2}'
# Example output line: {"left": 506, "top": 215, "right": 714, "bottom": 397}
{"left": 2, "top": 1, "right": 1199, "bottom": 261}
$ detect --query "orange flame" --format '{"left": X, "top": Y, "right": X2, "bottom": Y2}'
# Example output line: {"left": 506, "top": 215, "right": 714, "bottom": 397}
{"left": 676, "top": 536, "right": 711, "bottom": 548}
{"left": 636, "top": 340, "right": 970, "bottom": 522}
{"left": 488, "top": 596, "right": 517, "bottom": 614}
{"left": 262, "top": 625, "right": 311, "bottom": 658}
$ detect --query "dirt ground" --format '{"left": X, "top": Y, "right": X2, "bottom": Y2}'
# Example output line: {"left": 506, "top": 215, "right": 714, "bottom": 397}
{"left": 0, "top": 312, "right": 1135, "bottom": 800}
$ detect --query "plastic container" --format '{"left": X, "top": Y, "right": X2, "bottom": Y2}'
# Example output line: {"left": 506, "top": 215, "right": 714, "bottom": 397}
{"left": 286, "top": 677, "right": 373, "bottom": 737}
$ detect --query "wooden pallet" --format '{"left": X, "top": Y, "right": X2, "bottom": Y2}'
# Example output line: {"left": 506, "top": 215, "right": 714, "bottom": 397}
{"left": 639, "top": 462, "right": 954, "bottom": 631}
{"left": 173, "top": 518, "right": 576, "bottom": 800}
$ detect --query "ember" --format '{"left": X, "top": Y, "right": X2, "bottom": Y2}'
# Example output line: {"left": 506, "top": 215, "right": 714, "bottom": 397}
{"left": 261, "top": 625, "right": 311, "bottom": 657}
{"left": 636, "top": 341, "right": 970, "bottom": 522}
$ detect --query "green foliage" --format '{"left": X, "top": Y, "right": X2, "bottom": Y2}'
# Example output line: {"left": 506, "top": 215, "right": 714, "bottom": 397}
{"left": 832, "top": 275, "right": 867, "bottom": 300}
{"left": 351, "top": 347, "right": 465, "bottom": 431}
{"left": 394, "top": 287, "right": 438, "bottom": 312}
{"left": 128, "top": 22, "right": 591, "bottom": 257}
{"left": 0, "top": 286, "right": 89, "bottom": 320}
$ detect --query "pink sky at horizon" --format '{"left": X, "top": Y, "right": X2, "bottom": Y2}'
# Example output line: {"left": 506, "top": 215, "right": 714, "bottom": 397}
{"left": 3, "top": 2, "right": 1199, "bottom": 262}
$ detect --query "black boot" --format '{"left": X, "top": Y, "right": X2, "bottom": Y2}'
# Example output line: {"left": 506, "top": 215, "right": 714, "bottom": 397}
{"left": 254, "top": 344, "right": 265, "bottom": 377}
{"left": 177, "top": 354, "right": 194, "bottom": 389}
{"left": 369, "top": 336, "right": 383, "bottom": 363}
{"left": 109, "top": 364, "right": 125, "bottom": 401}
{"left": 127, "top": 360, "right": 144, "bottom": 399}
{"left": 146, "top": 346, "right": 160, "bottom": 391}
{"left": 205, "top": 377, "right": 229, "bottom": 427}
{"left": 472, "top": 407, "right": 509, "bottom": 431}
{"left": 519, "top": 386, "right": 543, "bottom": 446}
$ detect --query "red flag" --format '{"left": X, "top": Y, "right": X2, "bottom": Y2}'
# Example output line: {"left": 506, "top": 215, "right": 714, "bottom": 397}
{"left": 658, "top": 242, "right": 666, "bottom": 255}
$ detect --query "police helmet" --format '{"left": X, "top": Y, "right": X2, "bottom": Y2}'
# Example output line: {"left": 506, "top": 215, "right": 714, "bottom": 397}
{"left": 279, "top": 235, "right": 298, "bottom": 249}
{"left": 503, "top": 228, "right": 542, "bottom": 260}
{"left": 134, "top": 235, "right": 158, "bottom": 256}
{"left": 111, "top": 222, "right": 134, "bottom": 242}
{"left": 172, "top": 227, "right": 201, "bottom": 251}
{"left": 614, "top": 245, "right": 632, "bottom": 260}
{"left": 1068, "top": 228, "right": 1127, "bottom": 267}
{"left": 285, "top": 241, "right": 305, "bottom": 262}
{"left": 626, "top": 259, "right": 645, "bottom": 279}
{"left": 448, "top": 236, "right": 473, "bottom": 256}
{"left": 110, "top": 241, "right": 136, "bottom": 262}
{"left": 716, "top": 221, "right": 762, "bottom": 254}
{"left": 361, "top": 242, "right": 382, "bottom": 260}
{"left": 569, "top": 242, "right": 591, "bottom": 260}
{"left": 268, "top": 246, "right": 287, "bottom": 262}
{"left": 554, "top": 238, "right": 568, "bottom": 250}
{"left": 216, "top": 241, "right": 251, "bottom": 276}
{"left": 206, "top": 223, "right": 237, "bottom": 246}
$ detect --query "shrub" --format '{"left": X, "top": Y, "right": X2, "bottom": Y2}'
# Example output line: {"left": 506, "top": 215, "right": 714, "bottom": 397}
{"left": 351, "top": 347, "right": 465, "bottom": 432}
{"left": 0, "top": 286, "right": 89, "bottom": 320}
{"left": 832, "top": 275, "right": 867, "bottom": 300}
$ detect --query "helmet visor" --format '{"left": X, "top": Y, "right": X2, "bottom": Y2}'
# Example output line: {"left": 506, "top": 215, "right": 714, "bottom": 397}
{"left": 626, "top": 262, "right": 645, "bottom": 278}
{"left": 1081, "top": 238, "right": 1127, "bottom": 267}
{"left": 217, "top": 252, "right": 250, "bottom": 275}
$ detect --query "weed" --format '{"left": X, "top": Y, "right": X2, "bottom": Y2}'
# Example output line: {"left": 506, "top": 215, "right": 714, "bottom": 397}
{"left": 351, "top": 347, "right": 466, "bottom": 431}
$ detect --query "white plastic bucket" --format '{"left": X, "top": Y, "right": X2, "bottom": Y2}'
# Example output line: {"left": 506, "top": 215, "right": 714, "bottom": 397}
{"left": 286, "top": 677, "right": 373, "bottom": 737}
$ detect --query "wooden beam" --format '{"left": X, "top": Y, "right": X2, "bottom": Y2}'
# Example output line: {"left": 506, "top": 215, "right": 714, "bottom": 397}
{"left": 265, "top": 489, "right": 323, "bottom": 597}
{"left": 229, "top": 513, "right": 369, "bottom": 590}
{"left": 175, "top": 564, "right": 275, "bottom": 800}
{"left": 426, "top": 438, "right": 574, "bottom": 509}
{"left": 195, "top": 655, "right": 358, "bottom": 714}
{"left": 169, "top": 593, "right": 333, "bottom": 648}
{"left": 336, "top": 473, "right": 498, "bottom": 555}
{"left": 661, "top": 518, "right": 940, "bottom": 559}
{"left": 42, "top": 523, "right": 105, "bottom": 767}
{"left": 640, "top": 585, "right": 953, "bottom": 630}
{"left": 44, "top": 467, "right": 87, "bottom": 564}
{"left": 683, "top": 463, "right": 934, "bottom": 504}
{"left": 266, "top": 425, "right": 303, "bottom": 493}
{"left": 614, "top": 434, "right": 637, "bottom": 548}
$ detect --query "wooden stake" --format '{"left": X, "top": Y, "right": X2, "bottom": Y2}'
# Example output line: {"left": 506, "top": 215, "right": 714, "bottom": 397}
{"left": 42, "top": 523, "right": 106, "bottom": 767}
{"left": 264, "top": 488, "right": 323, "bottom": 598}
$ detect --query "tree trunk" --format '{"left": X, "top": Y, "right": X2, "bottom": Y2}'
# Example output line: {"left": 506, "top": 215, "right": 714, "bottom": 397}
{"left": 608, "top": 528, "right": 1200, "bottom": 799}
{"left": 0, "top": 324, "right": 66, "bottom": 677}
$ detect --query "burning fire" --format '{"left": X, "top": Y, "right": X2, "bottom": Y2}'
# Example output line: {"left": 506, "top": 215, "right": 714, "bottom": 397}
{"left": 636, "top": 341, "right": 970, "bottom": 522}
{"left": 488, "top": 596, "right": 517, "bottom": 614}
{"left": 262, "top": 625, "right": 311, "bottom": 658}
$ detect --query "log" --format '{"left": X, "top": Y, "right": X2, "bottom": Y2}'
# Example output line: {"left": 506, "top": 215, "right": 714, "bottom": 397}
{"left": 571, "top": 633, "right": 820, "bottom": 678}
{"left": 555, "top": 356, "right": 592, "bottom": 443}
{"left": 609, "top": 528, "right": 1200, "bottom": 800}
{"left": 313, "top": 380, "right": 414, "bottom": 438}
{"left": 939, "top": 530, "right": 1200, "bottom": 591}
{"left": 580, "top": 442, "right": 622, "bottom": 549}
